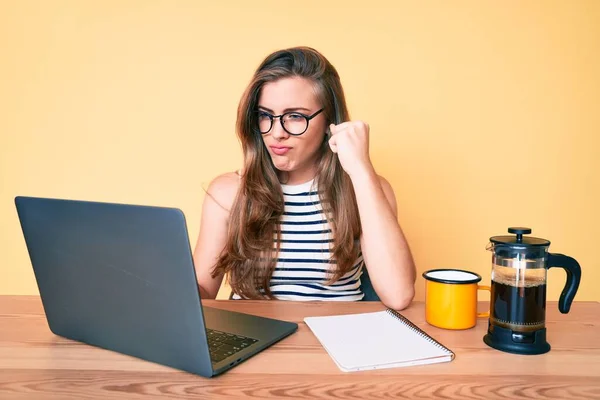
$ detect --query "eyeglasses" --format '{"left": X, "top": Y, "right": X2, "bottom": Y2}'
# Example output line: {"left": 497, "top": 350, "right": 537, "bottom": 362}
{"left": 256, "top": 108, "right": 324, "bottom": 136}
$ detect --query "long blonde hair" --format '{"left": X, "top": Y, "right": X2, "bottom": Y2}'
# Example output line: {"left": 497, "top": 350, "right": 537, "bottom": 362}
{"left": 211, "top": 46, "right": 361, "bottom": 299}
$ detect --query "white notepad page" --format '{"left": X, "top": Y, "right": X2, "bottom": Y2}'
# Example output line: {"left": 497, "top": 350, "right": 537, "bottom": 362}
{"left": 304, "top": 310, "right": 454, "bottom": 372}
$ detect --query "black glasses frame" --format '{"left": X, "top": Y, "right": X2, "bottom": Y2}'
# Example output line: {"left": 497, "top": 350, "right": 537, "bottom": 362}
{"left": 256, "top": 108, "right": 325, "bottom": 136}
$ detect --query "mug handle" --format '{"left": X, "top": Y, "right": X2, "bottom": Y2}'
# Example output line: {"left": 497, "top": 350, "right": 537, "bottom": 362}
{"left": 476, "top": 285, "right": 491, "bottom": 318}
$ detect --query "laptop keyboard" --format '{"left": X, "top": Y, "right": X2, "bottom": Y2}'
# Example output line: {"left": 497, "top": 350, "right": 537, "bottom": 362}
{"left": 207, "top": 329, "right": 259, "bottom": 363}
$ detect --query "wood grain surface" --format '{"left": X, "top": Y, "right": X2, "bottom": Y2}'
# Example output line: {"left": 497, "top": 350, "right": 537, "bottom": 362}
{"left": 1, "top": 296, "right": 598, "bottom": 399}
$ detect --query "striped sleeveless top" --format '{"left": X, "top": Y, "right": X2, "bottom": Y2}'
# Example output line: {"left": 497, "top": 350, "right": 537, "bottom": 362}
{"left": 232, "top": 177, "right": 365, "bottom": 301}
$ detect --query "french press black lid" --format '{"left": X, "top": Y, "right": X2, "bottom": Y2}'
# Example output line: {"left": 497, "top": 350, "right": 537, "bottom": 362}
{"left": 488, "top": 227, "right": 550, "bottom": 259}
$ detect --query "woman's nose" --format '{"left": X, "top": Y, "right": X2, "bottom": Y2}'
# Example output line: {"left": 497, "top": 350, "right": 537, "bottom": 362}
{"left": 270, "top": 118, "right": 289, "bottom": 140}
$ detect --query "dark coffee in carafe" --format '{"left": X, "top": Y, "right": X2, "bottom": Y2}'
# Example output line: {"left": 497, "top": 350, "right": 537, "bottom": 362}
{"left": 484, "top": 227, "right": 582, "bottom": 355}
{"left": 490, "top": 270, "right": 546, "bottom": 332}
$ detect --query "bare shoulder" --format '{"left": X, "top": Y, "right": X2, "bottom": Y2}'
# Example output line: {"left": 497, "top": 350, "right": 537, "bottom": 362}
{"left": 376, "top": 174, "right": 394, "bottom": 192}
{"left": 204, "top": 171, "right": 242, "bottom": 213}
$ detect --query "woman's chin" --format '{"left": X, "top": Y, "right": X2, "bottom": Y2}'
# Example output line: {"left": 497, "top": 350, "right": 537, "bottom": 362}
{"left": 271, "top": 158, "right": 295, "bottom": 172}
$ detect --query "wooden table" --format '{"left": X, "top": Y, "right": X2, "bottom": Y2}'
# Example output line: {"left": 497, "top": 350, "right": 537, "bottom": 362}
{"left": 1, "top": 296, "right": 599, "bottom": 399}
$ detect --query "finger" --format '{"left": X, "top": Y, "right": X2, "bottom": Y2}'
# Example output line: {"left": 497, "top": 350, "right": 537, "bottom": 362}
{"left": 332, "top": 121, "right": 354, "bottom": 131}
{"left": 328, "top": 135, "right": 338, "bottom": 153}
{"left": 332, "top": 121, "right": 369, "bottom": 136}
{"left": 329, "top": 123, "right": 337, "bottom": 135}
{"left": 330, "top": 124, "right": 353, "bottom": 137}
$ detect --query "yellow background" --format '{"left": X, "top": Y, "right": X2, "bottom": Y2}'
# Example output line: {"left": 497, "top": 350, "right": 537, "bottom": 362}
{"left": 1, "top": 1, "right": 598, "bottom": 302}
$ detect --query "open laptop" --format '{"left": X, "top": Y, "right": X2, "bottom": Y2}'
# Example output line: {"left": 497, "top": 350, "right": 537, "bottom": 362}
{"left": 14, "top": 196, "right": 298, "bottom": 377}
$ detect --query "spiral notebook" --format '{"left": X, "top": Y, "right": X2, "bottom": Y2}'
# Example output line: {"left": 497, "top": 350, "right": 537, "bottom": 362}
{"left": 304, "top": 309, "right": 454, "bottom": 372}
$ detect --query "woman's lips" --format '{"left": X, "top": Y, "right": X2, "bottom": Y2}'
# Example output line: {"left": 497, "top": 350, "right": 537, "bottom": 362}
{"left": 270, "top": 146, "right": 291, "bottom": 155}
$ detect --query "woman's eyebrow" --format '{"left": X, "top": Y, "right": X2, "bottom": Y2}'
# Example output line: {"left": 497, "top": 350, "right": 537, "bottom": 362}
{"left": 258, "top": 105, "right": 312, "bottom": 113}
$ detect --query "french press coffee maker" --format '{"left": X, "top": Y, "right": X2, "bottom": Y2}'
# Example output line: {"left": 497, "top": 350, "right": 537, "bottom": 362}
{"left": 483, "top": 227, "right": 581, "bottom": 355}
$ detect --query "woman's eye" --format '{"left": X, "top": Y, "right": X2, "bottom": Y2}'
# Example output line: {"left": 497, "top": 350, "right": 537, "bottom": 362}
{"left": 288, "top": 113, "right": 303, "bottom": 120}
{"left": 258, "top": 112, "right": 271, "bottom": 120}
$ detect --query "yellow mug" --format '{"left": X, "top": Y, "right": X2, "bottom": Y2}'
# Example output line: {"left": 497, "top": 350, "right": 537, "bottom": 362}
{"left": 422, "top": 269, "right": 490, "bottom": 330}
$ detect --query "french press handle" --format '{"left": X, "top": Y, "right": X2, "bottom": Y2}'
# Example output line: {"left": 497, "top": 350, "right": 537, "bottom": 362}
{"left": 547, "top": 253, "right": 582, "bottom": 313}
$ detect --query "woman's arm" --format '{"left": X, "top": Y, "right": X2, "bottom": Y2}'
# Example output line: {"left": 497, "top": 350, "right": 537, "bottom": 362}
{"left": 192, "top": 172, "right": 240, "bottom": 299}
{"left": 328, "top": 121, "right": 416, "bottom": 310}
{"left": 353, "top": 169, "right": 416, "bottom": 310}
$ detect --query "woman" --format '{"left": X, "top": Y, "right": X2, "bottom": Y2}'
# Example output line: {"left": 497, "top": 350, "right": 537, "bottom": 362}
{"left": 193, "top": 46, "right": 416, "bottom": 310}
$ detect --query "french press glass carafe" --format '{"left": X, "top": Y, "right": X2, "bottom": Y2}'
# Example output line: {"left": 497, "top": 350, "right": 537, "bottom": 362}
{"left": 483, "top": 227, "right": 581, "bottom": 355}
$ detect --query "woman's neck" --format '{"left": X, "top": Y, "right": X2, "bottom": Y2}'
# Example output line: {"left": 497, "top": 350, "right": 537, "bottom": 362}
{"left": 279, "top": 164, "right": 318, "bottom": 186}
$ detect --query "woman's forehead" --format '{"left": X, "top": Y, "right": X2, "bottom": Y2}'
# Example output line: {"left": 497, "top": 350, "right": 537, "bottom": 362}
{"left": 259, "top": 77, "right": 319, "bottom": 110}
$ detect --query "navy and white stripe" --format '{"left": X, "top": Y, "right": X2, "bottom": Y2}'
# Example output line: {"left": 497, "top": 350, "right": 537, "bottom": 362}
{"left": 233, "top": 178, "right": 364, "bottom": 301}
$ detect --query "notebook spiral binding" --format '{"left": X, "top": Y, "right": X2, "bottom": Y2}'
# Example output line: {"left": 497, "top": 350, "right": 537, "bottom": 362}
{"left": 386, "top": 309, "right": 454, "bottom": 356}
